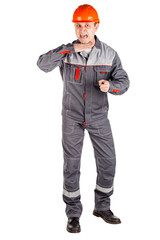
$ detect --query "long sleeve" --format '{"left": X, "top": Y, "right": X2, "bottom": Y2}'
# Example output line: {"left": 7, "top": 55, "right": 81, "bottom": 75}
{"left": 108, "top": 52, "right": 130, "bottom": 95}
{"left": 37, "top": 43, "right": 75, "bottom": 73}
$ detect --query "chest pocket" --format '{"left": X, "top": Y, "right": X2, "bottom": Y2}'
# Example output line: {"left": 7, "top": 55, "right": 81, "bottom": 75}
{"left": 64, "top": 64, "right": 83, "bottom": 85}
{"left": 94, "top": 66, "right": 112, "bottom": 85}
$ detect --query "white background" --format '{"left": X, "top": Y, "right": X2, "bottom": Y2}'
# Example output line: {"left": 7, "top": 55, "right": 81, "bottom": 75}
{"left": 0, "top": 0, "right": 160, "bottom": 239}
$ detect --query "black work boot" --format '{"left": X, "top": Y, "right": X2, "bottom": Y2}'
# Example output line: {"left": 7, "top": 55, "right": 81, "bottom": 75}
{"left": 67, "top": 217, "right": 81, "bottom": 233}
{"left": 93, "top": 209, "right": 121, "bottom": 224}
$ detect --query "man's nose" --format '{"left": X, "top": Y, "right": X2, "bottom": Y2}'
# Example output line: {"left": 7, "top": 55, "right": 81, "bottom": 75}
{"left": 80, "top": 26, "right": 87, "bottom": 33}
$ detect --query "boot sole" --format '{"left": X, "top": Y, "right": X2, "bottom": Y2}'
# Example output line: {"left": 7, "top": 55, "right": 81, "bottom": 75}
{"left": 67, "top": 227, "right": 81, "bottom": 233}
{"left": 93, "top": 211, "right": 121, "bottom": 224}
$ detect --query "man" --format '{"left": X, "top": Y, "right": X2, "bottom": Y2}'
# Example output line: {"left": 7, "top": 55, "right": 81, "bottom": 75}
{"left": 37, "top": 4, "right": 129, "bottom": 233}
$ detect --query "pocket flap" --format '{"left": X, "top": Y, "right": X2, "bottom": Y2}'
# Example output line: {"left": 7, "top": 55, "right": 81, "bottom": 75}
{"left": 94, "top": 66, "right": 111, "bottom": 72}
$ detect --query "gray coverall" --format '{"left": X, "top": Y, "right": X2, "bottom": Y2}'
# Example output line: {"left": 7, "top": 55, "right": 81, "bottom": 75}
{"left": 37, "top": 35, "right": 129, "bottom": 218}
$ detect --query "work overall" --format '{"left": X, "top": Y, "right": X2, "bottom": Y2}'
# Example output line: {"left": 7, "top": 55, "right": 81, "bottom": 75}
{"left": 37, "top": 36, "right": 129, "bottom": 218}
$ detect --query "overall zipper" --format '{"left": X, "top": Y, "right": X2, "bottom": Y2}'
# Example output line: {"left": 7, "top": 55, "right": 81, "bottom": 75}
{"left": 83, "top": 63, "right": 87, "bottom": 126}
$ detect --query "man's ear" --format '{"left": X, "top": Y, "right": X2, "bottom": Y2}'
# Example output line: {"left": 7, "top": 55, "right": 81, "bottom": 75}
{"left": 95, "top": 23, "right": 99, "bottom": 32}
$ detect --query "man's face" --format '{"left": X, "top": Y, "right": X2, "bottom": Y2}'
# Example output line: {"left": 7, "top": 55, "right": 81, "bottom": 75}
{"left": 74, "top": 22, "right": 99, "bottom": 44}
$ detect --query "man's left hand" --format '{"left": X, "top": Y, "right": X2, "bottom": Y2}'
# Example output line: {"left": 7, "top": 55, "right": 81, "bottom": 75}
{"left": 99, "top": 80, "right": 110, "bottom": 93}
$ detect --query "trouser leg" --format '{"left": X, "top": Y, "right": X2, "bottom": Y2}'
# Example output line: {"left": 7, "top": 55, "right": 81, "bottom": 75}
{"left": 62, "top": 117, "right": 85, "bottom": 218}
{"left": 87, "top": 117, "right": 116, "bottom": 211}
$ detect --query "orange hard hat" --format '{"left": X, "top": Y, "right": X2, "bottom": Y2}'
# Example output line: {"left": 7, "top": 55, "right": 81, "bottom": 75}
{"left": 72, "top": 4, "right": 100, "bottom": 23}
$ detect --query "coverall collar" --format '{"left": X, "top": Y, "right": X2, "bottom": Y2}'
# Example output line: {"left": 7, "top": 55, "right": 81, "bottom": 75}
{"left": 94, "top": 35, "right": 101, "bottom": 49}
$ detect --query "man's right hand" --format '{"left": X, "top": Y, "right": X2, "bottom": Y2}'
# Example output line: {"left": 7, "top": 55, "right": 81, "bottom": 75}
{"left": 74, "top": 41, "right": 95, "bottom": 52}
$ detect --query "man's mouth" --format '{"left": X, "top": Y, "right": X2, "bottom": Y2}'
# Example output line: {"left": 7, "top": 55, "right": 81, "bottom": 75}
{"left": 80, "top": 34, "right": 88, "bottom": 39}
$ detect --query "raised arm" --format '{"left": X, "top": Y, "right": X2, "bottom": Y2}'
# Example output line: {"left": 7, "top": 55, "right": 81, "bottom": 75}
{"left": 37, "top": 43, "right": 75, "bottom": 73}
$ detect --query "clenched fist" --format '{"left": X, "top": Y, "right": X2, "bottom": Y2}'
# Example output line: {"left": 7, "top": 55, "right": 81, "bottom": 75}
{"left": 99, "top": 80, "right": 110, "bottom": 93}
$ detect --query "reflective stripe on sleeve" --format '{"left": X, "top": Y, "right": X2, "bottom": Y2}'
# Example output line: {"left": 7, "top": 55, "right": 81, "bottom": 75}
{"left": 63, "top": 189, "right": 80, "bottom": 198}
{"left": 96, "top": 184, "right": 113, "bottom": 194}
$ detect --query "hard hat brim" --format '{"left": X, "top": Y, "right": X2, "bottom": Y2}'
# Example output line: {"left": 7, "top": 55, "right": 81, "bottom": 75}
{"left": 72, "top": 19, "right": 100, "bottom": 23}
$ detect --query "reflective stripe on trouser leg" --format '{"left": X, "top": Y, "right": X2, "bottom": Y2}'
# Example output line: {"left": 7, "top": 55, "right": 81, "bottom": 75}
{"left": 96, "top": 184, "right": 113, "bottom": 194}
{"left": 62, "top": 117, "right": 84, "bottom": 218}
{"left": 87, "top": 117, "right": 116, "bottom": 211}
{"left": 63, "top": 189, "right": 80, "bottom": 198}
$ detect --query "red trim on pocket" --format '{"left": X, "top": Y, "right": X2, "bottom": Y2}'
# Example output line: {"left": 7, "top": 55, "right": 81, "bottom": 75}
{"left": 75, "top": 68, "right": 80, "bottom": 80}
{"left": 84, "top": 93, "right": 86, "bottom": 98}
{"left": 113, "top": 89, "right": 120, "bottom": 93}
{"left": 60, "top": 51, "right": 70, "bottom": 54}
{"left": 100, "top": 72, "right": 106, "bottom": 74}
